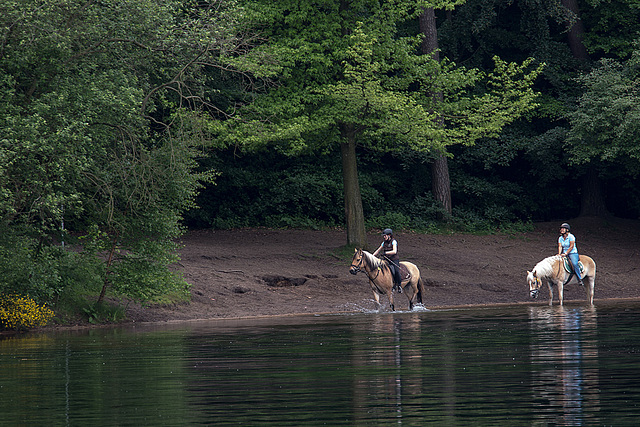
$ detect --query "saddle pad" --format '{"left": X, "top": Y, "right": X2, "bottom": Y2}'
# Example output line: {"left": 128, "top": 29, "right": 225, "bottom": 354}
{"left": 563, "top": 257, "right": 584, "bottom": 274}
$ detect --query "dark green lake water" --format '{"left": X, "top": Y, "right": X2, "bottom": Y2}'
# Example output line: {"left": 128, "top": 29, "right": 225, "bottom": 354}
{"left": 2, "top": 303, "right": 640, "bottom": 426}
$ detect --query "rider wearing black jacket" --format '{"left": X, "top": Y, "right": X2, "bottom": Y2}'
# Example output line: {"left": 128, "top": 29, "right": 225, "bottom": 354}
{"left": 373, "top": 228, "right": 402, "bottom": 293}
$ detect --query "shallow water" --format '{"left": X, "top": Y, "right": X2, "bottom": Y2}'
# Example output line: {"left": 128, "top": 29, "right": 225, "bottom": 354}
{"left": 2, "top": 303, "right": 640, "bottom": 425}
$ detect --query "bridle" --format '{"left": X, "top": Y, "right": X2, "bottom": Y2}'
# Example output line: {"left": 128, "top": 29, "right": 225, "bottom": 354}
{"left": 350, "top": 250, "right": 381, "bottom": 280}
{"left": 529, "top": 275, "right": 542, "bottom": 298}
{"left": 350, "top": 254, "right": 363, "bottom": 273}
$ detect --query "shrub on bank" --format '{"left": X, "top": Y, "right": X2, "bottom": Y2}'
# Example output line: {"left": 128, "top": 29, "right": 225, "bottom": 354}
{"left": 0, "top": 294, "right": 55, "bottom": 331}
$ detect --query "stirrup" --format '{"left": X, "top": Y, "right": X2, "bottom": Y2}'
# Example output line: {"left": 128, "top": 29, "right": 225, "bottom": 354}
{"left": 395, "top": 284, "right": 402, "bottom": 294}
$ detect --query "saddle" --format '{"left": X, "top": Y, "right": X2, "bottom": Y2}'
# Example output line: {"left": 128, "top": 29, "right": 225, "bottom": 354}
{"left": 386, "top": 261, "right": 410, "bottom": 282}
{"left": 562, "top": 257, "right": 584, "bottom": 275}
{"left": 398, "top": 264, "right": 411, "bottom": 282}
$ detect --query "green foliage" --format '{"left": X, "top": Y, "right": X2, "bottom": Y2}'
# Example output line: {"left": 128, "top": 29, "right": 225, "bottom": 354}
{"left": 188, "top": 146, "right": 542, "bottom": 233}
{"left": 448, "top": 207, "right": 534, "bottom": 234}
{"left": 186, "top": 149, "right": 345, "bottom": 229}
{"left": 567, "top": 43, "right": 640, "bottom": 173}
{"left": 82, "top": 302, "right": 126, "bottom": 325}
{"left": 366, "top": 212, "right": 414, "bottom": 232}
{"left": 3, "top": 0, "right": 640, "bottom": 329}
{"left": 0, "top": 231, "right": 103, "bottom": 303}
{"left": 0, "top": 0, "right": 262, "bottom": 318}
{"left": 582, "top": 0, "right": 640, "bottom": 60}
{"left": 214, "top": 0, "right": 546, "bottom": 248}
{"left": 0, "top": 293, "right": 55, "bottom": 331}
{"left": 234, "top": 2, "right": 543, "bottom": 153}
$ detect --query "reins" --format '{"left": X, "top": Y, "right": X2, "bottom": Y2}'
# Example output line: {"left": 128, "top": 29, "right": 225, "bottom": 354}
{"left": 351, "top": 251, "right": 382, "bottom": 281}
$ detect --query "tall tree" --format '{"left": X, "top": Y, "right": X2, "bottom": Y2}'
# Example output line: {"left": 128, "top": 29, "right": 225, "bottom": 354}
{"left": 233, "top": 1, "right": 448, "bottom": 247}
{"left": 419, "top": 7, "right": 451, "bottom": 215}
{"left": 230, "top": 0, "right": 542, "bottom": 246}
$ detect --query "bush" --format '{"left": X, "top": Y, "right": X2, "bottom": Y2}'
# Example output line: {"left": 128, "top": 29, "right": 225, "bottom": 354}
{"left": 0, "top": 294, "right": 55, "bottom": 330}
{"left": 366, "top": 212, "right": 413, "bottom": 231}
{"left": 0, "top": 231, "right": 104, "bottom": 304}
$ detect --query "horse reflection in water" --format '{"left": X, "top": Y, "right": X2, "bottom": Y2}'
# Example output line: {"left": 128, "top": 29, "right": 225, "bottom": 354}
{"left": 349, "top": 248, "right": 425, "bottom": 311}
{"left": 529, "top": 306, "right": 600, "bottom": 425}
{"left": 351, "top": 314, "right": 425, "bottom": 423}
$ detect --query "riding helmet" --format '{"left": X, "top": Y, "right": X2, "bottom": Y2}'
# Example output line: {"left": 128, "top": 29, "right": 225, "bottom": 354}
{"left": 382, "top": 228, "right": 393, "bottom": 235}
{"left": 560, "top": 222, "right": 571, "bottom": 231}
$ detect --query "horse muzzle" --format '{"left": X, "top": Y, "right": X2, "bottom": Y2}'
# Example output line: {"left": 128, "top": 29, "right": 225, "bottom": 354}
{"left": 530, "top": 289, "right": 539, "bottom": 299}
{"left": 349, "top": 267, "right": 359, "bottom": 275}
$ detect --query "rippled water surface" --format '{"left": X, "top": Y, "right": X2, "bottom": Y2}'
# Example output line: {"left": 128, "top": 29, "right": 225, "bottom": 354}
{"left": 2, "top": 303, "right": 640, "bottom": 425}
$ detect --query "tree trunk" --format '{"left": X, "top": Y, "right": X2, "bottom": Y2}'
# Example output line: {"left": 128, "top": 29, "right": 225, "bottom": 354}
{"left": 419, "top": 8, "right": 452, "bottom": 214}
{"left": 340, "top": 123, "right": 367, "bottom": 247}
{"left": 562, "top": 0, "right": 609, "bottom": 217}
{"left": 562, "top": 0, "right": 589, "bottom": 60}
{"left": 580, "top": 168, "right": 609, "bottom": 217}
{"left": 431, "top": 154, "right": 452, "bottom": 214}
{"left": 419, "top": 7, "right": 440, "bottom": 62}
{"left": 97, "top": 234, "right": 118, "bottom": 305}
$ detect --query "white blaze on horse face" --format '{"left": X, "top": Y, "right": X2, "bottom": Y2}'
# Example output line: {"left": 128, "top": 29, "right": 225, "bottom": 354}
{"left": 527, "top": 270, "right": 541, "bottom": 297}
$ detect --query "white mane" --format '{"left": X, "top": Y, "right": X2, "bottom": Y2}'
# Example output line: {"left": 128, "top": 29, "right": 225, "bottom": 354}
{"left": 532, "top": 255, "right": 562, "bottom": 279}
{"left": 362, "top": 250, "right": 384, "bottom": 269}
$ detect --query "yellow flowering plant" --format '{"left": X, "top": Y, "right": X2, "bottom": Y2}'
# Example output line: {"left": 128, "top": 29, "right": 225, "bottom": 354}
{"left": 0, "top": 294, "right": 55, "bottom": 331}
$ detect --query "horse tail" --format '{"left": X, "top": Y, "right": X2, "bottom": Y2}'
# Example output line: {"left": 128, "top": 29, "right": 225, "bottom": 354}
{"left": 417, "top": 277, "right": 425, "bottom": 304}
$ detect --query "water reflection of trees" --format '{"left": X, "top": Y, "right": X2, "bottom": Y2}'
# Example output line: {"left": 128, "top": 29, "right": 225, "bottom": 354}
{"left": 528, "top": 306, "right": 601, "bottom": 425}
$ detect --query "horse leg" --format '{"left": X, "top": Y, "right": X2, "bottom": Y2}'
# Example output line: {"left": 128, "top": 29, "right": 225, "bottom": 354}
{"left": 405, "top": 279, "right": 418, "bottom": 310}
{"left": 372, "top": 291, "right": 381, "bottom": 311}
{"left": 370, "top": 280, "right": 382, "bottom": 311}
{"left": 557, "top": 280, "right": 564, "bottom": 306}
{"left": 585, "top": 276, "right": 595, "bottom": 305}
{"left": 388, "top": 291, "right": 395, "bottom": 311}
{"left": 547, "top": 281, "right": 554, "bottom": 306}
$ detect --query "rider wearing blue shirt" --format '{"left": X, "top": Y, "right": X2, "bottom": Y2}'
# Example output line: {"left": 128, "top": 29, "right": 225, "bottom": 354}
{"left": 558, "top": 222, "right": 584, "bottom": 286}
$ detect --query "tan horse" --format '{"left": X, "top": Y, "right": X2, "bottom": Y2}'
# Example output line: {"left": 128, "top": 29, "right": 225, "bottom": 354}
{"left": 350, "top": 248, "right": 425, "bottom": 311}
{"left": 527, "top": 255, "right": 596, "bottom": 306}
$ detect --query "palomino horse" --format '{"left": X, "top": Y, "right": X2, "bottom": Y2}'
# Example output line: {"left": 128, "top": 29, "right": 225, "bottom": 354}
{"left": 349, "top": 248, "right": 425, "bottom": 311}
{"left": 527, "top": 255, "right": 596, "bottom": 306}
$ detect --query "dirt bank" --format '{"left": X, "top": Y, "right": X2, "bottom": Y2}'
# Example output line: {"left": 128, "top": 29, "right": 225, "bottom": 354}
{"left": 122, "top": 217, "right": 640, "bottom": 323}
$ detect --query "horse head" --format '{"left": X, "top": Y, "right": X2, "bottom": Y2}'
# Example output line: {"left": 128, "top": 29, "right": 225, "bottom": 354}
{"left": 350, "top": 248, "right": 364, "bottom": 275}
{"left": 527, "top": 270, "right": 542, "bottom": 298}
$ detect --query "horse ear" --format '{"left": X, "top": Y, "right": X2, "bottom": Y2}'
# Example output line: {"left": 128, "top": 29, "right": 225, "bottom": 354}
{"left": 532, "top": 271, "right": 537, "bottom": 277}
{"left": 354, "top": 248, "right": 357, "bottom": 253}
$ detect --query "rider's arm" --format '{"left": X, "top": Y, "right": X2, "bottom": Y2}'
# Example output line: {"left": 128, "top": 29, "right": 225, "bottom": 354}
{"left": 372, "top": 243, "right": 383, "bottom": 257}
{"left": 385, "top": 241, "right": 397, "bottom": 256}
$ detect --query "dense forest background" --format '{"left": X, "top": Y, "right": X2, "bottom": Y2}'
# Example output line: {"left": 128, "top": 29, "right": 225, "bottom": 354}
{"left": 1, "top": 0, "right": 639, "bottom": 325}
{"left": 188, "top": 0, "right": 640, "bottom": 233}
